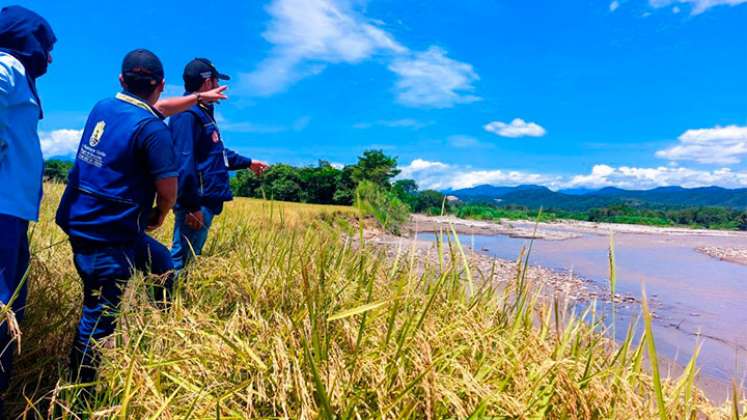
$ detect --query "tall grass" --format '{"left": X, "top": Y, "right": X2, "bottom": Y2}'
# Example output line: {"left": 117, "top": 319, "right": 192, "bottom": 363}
{"left": 1, "top": 183, "right": 742, "bottom": 418}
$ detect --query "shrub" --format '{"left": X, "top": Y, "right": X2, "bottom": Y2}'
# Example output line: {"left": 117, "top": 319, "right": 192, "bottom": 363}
{"left": 355, "top": 180, "right": 409, "bottom": 234}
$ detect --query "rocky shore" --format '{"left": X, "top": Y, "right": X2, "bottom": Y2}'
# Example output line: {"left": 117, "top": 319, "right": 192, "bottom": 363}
{"left": 408, "top": 214, "right": 580, "bottom": 240}
{"left": 696, "top": 246, "right": 747, "bottom": 266}
{"left": 366, "top": 227, "right": 637, "bottom": 308}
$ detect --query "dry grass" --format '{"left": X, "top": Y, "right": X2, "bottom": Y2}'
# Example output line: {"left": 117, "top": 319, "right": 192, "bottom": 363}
{"left": 2, "top": 183, "right": 742, "bottom": 418}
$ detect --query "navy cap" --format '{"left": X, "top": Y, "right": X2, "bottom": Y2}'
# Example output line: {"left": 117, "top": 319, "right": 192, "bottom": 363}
{"left": 183, "top": 58, "right": 229, "bottom": 87}
{"left": 121, "top": 48, "right": 164, "bottom": 85}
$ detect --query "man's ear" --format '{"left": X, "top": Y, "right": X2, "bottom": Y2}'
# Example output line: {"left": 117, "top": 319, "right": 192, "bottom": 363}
{"left": 118, "top": 74, "right": 127, "bottom": 89}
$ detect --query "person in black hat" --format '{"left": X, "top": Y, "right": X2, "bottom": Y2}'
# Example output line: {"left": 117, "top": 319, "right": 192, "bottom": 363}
{"left": 169, "top": 58, "right": 268, "bottom": 273}
{"left": 55, "top": 48, "right": 192, "bottom": 384}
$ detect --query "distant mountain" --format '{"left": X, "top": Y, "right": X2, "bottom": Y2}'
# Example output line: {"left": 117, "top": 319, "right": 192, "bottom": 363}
{"left": 557, "top": 188, "right": 598, "bottom": 196}
{"left": 444, "top": 184, "right": 547, "bottom": 199}
{"left": 447, "top": 184, "right": 747, "bottom": 211}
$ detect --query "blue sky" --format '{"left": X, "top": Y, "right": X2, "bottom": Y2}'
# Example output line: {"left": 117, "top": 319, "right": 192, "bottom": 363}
{"left": 17, "top": 0, "right": 747, "bottom": 190}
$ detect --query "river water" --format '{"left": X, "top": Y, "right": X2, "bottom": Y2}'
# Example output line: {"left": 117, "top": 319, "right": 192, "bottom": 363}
{"left": 419, "top": 226, "right": 747, "bottom": 401}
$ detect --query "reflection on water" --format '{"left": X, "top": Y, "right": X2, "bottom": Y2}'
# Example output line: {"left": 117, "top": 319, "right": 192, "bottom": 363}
{"left": 419, "top": 229, "right": 747, "bottom": 401}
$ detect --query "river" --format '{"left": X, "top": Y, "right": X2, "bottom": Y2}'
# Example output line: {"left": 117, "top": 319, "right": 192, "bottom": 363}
{"left": 419, "top": 224, "right": 747, "bottom": 401}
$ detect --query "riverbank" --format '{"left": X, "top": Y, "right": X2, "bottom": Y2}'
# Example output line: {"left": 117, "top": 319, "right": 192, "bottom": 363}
{"left": 367, "top": 219, "right": 637, "bottom": 307}
{"left": 409, "top": 214, "right": 747, "bottom": 266}
{"left": 398, "top": 213, "right": 747, "bottom": 403}
{"left": 697, "top": 246, "right": 747, "bottom": 266}
{"left": 411, "top": 213, "right": 747, "bottom": 239}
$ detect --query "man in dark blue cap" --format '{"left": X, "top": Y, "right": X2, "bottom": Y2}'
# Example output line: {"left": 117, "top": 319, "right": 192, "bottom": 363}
{"left": 169, "top": 58, "right": 268, "bottom": 272}
{"left": 55, "top": 48, "right": 184, "bottom": 384}
{"left": 0, "top": 4, "right": 56, "bottom": 407}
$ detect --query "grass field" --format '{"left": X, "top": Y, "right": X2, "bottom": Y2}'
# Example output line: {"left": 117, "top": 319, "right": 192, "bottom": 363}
{"left": 4, "top": 183, "right": 742, "bottom": 418}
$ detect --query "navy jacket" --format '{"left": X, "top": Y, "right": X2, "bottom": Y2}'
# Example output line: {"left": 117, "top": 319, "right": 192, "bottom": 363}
{"left": 169, "top": 103, "right": 251, "bottom": 214}
{"left": 56, "top": 92, "right": 177, "bottom": 245}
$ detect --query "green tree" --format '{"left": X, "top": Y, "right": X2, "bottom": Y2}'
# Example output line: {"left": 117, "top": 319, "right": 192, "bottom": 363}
{"left": 355, "top": 180, "right": 410, "bottom": 234}
{"left": 414, "top": 190, "right": 446, "bottom": 214}
{"left": 43, "top": 159, "right": 73, "bottom": 183}
{"left": 333, "top": 165, "right": 357, "bottom": 205}
{"left": 351, "top": 150, "right": 400, "bottom": 189}
{"left": 231, "top": 169, "right": 261, "bottom": 198}
{"left": 299, "top": 161, "right": 341, "bottom": 204}
{"left": 260, "top": 164, "right": 303, "bottom": 202}
{"left": 392, "top": 179, "right": 418, "bottom": 209}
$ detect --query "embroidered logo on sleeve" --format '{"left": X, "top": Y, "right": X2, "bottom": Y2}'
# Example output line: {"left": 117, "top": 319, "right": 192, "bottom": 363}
{"left": 89, "top": 121, "right": 106, "bottom": 147}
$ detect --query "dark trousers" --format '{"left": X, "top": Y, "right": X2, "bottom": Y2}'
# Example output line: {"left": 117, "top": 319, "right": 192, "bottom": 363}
{"left": 0, "top": 214, "right": 29, "bottom": 396}
{"left": 69, "top": 234, "right": 174, "bottom": 383}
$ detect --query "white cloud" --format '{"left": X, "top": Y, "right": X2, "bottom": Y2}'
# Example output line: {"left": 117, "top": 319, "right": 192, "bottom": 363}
{"left": 649, "top": 0, "right": 747, "bottom": 14}
{"left": 398, "top": 158, "right": 747, "bottom": 191}
{"left": 389, "top": 47, "right": 480, "bottom": 108}
{"left": 398, "top": 159, "right": 559, "bottom": 190}
{"left": 243, "top": 1, "right": 479, "bottom": 109}
{"left": 656, "top": 125, "right": 747, "bottom": 165}
{"left": 40, "top": 129, "right": 82, "bottom": 158}
{"left": 610, "top": 0, "right": 621, "bottom": 11}
{"left": 484, "top": 118, "right": 546, "bottom": 138}
{"left": 567, "top": 165, "right": 747, "bottom": 189}
{"left": 241, "top": 0, "right": 405, "bottom": 96}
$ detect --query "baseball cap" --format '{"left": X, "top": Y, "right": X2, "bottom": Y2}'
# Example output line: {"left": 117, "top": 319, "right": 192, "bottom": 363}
{"left": 121, "top": 48, "right": 164, "bottom": 85}
{"left": 183, "top": 58, "right": 230, "bottom": 88}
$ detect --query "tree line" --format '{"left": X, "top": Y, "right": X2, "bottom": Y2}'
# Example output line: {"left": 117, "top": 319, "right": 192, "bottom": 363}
{"left": 45, "top": 151, "right": 446, "bottom": 228}
{"left": 229, "top": 150, "right": 445, "bottom": 212}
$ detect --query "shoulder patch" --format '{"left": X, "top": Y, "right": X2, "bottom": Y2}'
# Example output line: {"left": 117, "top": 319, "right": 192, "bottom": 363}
{"left": 89, "top": 121, "right": 106, "bottom": 147}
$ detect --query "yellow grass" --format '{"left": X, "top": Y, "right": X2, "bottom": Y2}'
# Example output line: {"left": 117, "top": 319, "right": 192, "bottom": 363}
{"left": 3, "top": 183, "right": 741, "bottom": 418}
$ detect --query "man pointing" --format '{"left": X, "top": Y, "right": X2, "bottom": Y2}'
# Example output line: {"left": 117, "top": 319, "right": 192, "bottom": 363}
{"left": 169, "top": 58, "right": 268, "bottom": 272}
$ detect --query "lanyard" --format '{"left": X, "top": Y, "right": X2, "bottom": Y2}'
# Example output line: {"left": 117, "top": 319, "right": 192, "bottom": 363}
{"left": 115, "top": 92, "right": 159, "bottom": 118}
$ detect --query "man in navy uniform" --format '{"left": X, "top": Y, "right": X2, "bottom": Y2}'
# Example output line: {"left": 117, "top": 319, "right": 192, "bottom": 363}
{"left": 0, "top": 5, "right": 56, "bottom": 410}
{"left": 56, "top": 49, "right": 179, "bottom": 383}
{"left": 169, "top": 58, "right": 268, "bottom": 272}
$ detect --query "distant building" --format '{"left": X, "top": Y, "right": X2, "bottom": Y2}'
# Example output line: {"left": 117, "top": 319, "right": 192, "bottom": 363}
{"left": 446, "top": 195, "right": 460, "bottom": 202}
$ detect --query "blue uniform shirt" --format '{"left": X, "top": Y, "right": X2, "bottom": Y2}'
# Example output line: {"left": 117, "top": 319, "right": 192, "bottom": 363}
{"left": 55, "top": 91, "right": 177, "bottom": 245}
{"left": 0, "top": 52, "right": 43, "bottom": 221}
{"left": 169, "top": 103, "right": 251, "bottom": 214}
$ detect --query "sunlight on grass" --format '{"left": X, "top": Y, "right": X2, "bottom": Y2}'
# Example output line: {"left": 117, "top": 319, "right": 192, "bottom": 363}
{"left": 3, "top": 183, "right": 743, "bottom": 418}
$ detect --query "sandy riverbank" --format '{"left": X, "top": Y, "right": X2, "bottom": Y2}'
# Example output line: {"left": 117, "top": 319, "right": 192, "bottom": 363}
{"left": 408, "top": 214, "right": 747, "bottom": 266}
{"left": 407, "top": 214, "right": 581, "bottom": 240}
{"left": 364, "top": 223, "right": 637, "bottom": 307}
{"left": 696, "top": 246, "right": 747, "bottom": 266}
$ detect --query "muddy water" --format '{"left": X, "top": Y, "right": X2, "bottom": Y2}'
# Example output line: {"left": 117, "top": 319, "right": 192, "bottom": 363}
{"left": 419, "top": 228, "right": 747, "bottom": 401}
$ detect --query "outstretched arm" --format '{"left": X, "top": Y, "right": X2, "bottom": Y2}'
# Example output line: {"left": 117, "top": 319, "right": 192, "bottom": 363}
{"left": 224, "top": 149, "right": 252, "bottom": 170}
{"left": 155, "top": 86, "right": 228, "bottom": 117}
{"left": 225, "top": 149, "right": 270, "bottom": 174}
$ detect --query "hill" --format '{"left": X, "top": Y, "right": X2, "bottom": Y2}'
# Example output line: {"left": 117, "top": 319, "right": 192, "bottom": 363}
{"left": 448, "top": 184, "right": 747, "bottom": 211}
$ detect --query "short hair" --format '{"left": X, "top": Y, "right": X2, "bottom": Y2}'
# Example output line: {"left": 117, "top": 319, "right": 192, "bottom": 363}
{"left": 184, "top": 77, "right": 204, "bottom": 94}
{"left": 123, "top": 74, "right": 161, "bottom": 98}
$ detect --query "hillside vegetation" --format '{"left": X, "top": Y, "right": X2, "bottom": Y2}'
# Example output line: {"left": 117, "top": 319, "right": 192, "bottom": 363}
{"left": 447, "top": 185, "right": 747, "bottom": 230}
{"left": 2, "top": 183, "right": 741, "bottom": 418}
{"left": 448, "top": 184, "right": 747, "bottom": 210}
